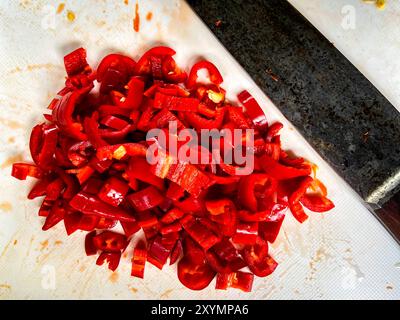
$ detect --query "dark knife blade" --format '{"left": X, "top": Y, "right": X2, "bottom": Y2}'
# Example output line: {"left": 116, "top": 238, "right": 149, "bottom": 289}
{"left": 188, "top": 0, "right": 400, "bottom": 239}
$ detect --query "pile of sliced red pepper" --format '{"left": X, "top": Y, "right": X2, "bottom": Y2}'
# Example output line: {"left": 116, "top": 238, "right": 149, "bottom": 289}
{"left": 11, "top": 46, "right": 334, "bottom": 292}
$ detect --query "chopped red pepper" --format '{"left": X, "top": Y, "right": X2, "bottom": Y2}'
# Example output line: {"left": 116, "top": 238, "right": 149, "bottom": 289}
{"left": 131, "top": 240, "right": 147, "bottom": 278}
{"left": 261, "top": 155, "right": 312, "bottom": 180}
{"left": 64, "top": 47, "right": 90, "bottom": 77}
{"left": 238, "top": 90, "right": 268, "bottom": 130}
{"left": 12, "top": 46, "right": 335, "bottom": 292}
{"left": 92, "top": 231, "right": 128, "bottom": 253}
{"left": 69, "top": 192, "right": 136, "bottom": 222}
{"left": 154, "top": 92, "right": 199, "bottom": 112}
{"left": 96, "top": 252, "right": 121, "bottom": 272}
{"left": 300, "top": 194, "right": 335, "bottom": 212}
{"left": 186, "top": 60, "right": 223, "bottom": 89}
{"left": 12, "top": 163, "right": 43, "bottom": 180}
{"left": 84, "top": 231, "right": 98, "bottom": 256}
{"left": 127, "top": 186, "right": 164, "bottom": 211}
{"left": 215, "top": 271, "right": 254, "bottom": 292}
{"left": 98, "top": 177, "right": 129, "bottom": 207}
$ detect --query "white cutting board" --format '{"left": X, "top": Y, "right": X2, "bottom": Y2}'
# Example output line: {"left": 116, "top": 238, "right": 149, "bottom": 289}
{"left": 0, "top": 0, "right": 399, "bottom": 300}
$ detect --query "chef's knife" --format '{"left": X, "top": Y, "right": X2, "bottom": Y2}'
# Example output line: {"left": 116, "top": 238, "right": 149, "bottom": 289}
{"left": 188, "top": 0, "right": 400, "bottom": 240}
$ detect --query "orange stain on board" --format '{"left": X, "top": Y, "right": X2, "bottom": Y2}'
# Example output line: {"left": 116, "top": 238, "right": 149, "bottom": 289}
{"left": 1, "top": 153, "right": 24, "bottom": 169}
{"left": 0, "top": 202, "right": 12, "bottom": 212}
{"left": 40, "top": 239, "right": 49, "bottom": 251}
{"left": 134, "top": 2, "right": 140, "bottom": 32}
{"left": 146, "top": 11, "right": 153, "bottom": 21}
{"left": 57, "top": 3, "right": 65, "bottom": 14}
{"left": 67, "top": 10, "right": 76, "bottom": 22}
{"left": 109, "top": 272, "right": 119, "bottom": 283}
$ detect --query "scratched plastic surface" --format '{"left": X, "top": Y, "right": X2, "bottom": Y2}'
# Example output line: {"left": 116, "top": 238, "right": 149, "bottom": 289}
{"left": 0, "top": 0, "right": 399, "bottom": 299}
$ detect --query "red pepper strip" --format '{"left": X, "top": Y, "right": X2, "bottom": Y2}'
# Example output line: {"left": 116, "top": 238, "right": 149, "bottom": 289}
{"left": 259, "top": 216, "right": 285, "bottom": 244}
{"left": 78, "top": 215, "right": 100, "bottom": 231}
{"left": 231, "top": 222, "right": 258, "bottom": 245}
{"left": 288, "top": 176, "right": 314, "bottom": 223}
{"left": 300, "top": 194, "right": 335, "bottom": 212}
{"left": 215, "top": 271, "right": 254, "bottom": 292}
{"left": 92, "top": 231, "right": 128, "bottom": 253}
{"left": 96, "top": 143, "right": 147, "bottom": 161}
{"left": 238, "top": 174, "right": 275, "bottom": 212}
{"left": 158, "top": 84, "right": 190, "bottom": 97}
{"left": 82, "top": 178, "right": 104, "bottom": 195}
{"left": 119, "top": 77, "right": 145, "bottom": 109}
{"left": 260, "top": 155, "right": 311, "bottom": 180}
{"left": 12, "top": 163, "right": 43, "bottom": 180}
{"left": 131, "top": 241, "right": 147, "bottom": 278}
{"left": 205, "top": 198, "right": 235, "bottom": 216}
{"left": 52, "top": 85, "right": 92, "bottom": 140}
{"left": 66, "top": 165, "right": 95, "bottom": 185}
{"left": 69, "top": 192, "right": 136, "bottom": 222}
{"left": 142, "top": 224, "right": 160, "bottom": 240}
{"left": 67, "top": 141, "right": 93, "bottom": 168}
{"left": 97, "top": 177, "right": 129, "bottom": 207}
{"left": 185, "top": 107, "right": 225, "bottom": 131}
{"left": 45, "top": 178, "right": 64, "bottom": 201}
{"left": 88, "top": 158, "right": 112, "bottom": 175}
{"left": 169, "top": 239, "right": 183, "bottom": 265}
{"left": 180, "top": 215, "right": 220, "bottom": 250}
{"left": 207, "top": 203, "right": 237, "bottom": 237}
{"left": 135, "top": 212, "right": 158, "bottom": 230}
{"left": 243, "top": 237, "right": 278, "bottom": 277}
{"left": 150, "top": 56, "right": 163, "bottom": 79}
{"left": 153, "top": 92, "right": 199, "bottom": 112}
{"left": 160, "top": 221, "right": 182, "bottom": 235}
{"left": 178, "top": 257, "right": 216, "bottom": 291}
{"left": 279, "top": 151, "right": 302, "bottom": 167}
{"left": 85, "top": 231, "right": 98, "bottom": 256}
{"left": 227, "top": 106, "right": 252, "bottom": 129}
{"left": 186, "top": 60, "right": 223, "bottom": 89}
{"left": 121, "top": 220, "right": 141, "bottom": 238}
{"left": 27, "top": 175, "right": 55, "bottom": 199}
{"left": 213, "top": 239, "right": 242, "bottom": 262}
{"left": 182, "top": 236, "right": 206, "bottom": 265}
{"left": 127, "top": 157, "right": 165, "bottom": 191}
{"left": 64, "top": 47, "right": 90, "bottom": 77}
{"left": 64, "top": 211, "right": 83, "bottom": 235}
{"left": 238, "top": 210, "right": 271, "bottom": 222}
{"left": 96, "top": 252, "right": 121, "bottom": 272}
{"left": 166, "top": 182, "right": 185, "bottom": 201}
{"left": 100, "top": 115, "right": 129, "bottom": 131}
{"left": 127, "top": 186, "right": 164, "bottom": 211}
{"left": 99, "top": 124, "right": 133, "bottom": 142}
{"left": 160, "top": 207, "right": 184, "bottom": 224}
{"left": 237, "top": 90, "right": 268, "bottom": 129}
{"left": 147, "top": 236, "right": 174, "bottom": 270}
{"left": 134, "top": 46, "right": 176, "bottom": 74}
{"left": 265, "top": 142, "right": 281, "bottom": 160}
{"left": 29, "top": 123, "right": 58, "bottom": 169}
{"left": 174, "top": 195, "right": 204, "bottom": 214}
{"left": 38, "top": 199, "right": 52, "bottom": 217}
{"left": 266, "top": 122, "right": 283, "bottom": 142}
{"left": 97, "top": 53, "right": 136, "bottom": 83}
{"left": 82, "top": 114, "right": 107, "bottom": 149}
{"left": 148, "top": 108, "right": 184, "bottom": 130}
{"left": 167, "top": 163, "right": 214, "bottom": 198}
{"left": 151, "top": 153, "right": 214, "bottom": 197}
{"left": 161, "top": 56, "right": 187, "bottom": 83}
{"left": 42, "top": 199, "right": 66, "bottom": 231}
